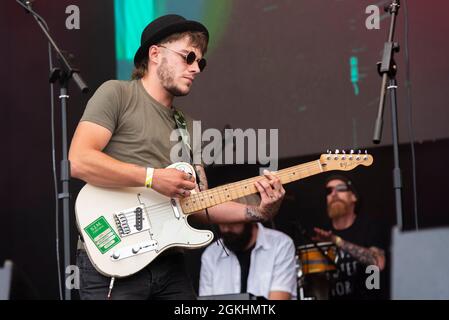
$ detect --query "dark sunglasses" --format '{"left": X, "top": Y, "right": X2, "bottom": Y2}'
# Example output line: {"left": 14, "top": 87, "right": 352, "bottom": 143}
{"left": 325, "top": 184, "right": 349, "bottom": 195}
{"left": 158, "top": 45, "right": 206, "bottom": 72}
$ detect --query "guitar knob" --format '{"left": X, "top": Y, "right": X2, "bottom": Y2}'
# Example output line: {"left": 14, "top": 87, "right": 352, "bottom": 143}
{"left": 132, "top": 246, "right": 141, "bottom": 254}
{"left": 112, "top": 252, "right": 120, "bottom": 260}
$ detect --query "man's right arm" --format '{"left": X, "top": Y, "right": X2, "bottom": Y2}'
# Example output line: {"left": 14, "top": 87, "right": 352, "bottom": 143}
{"left": 69, "top": 121, "right": 196, "bottom": 196}
{"left": 69, "top": 121, "right": 146, "bottom": 187}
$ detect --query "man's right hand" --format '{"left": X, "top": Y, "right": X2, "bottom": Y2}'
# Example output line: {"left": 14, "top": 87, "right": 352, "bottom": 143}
{"left": 151, "top": 168, "right": 196, "bottom": 198}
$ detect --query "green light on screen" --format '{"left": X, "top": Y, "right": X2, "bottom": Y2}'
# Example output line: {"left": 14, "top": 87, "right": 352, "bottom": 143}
{"left": 114, "top": 0, "right": 232, "bottom": 80}
{"left": 350, "top": 56, "right": 360, "bottom": 96}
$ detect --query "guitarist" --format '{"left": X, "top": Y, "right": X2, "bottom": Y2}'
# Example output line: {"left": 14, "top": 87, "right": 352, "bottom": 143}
{"left": 69, "top": 15, "right": 285, "bottom": 300}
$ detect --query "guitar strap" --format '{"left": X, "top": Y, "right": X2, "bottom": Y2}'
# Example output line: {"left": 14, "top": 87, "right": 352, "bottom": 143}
{"left": 173, "top": 108, "right": 195, "bottom": 165}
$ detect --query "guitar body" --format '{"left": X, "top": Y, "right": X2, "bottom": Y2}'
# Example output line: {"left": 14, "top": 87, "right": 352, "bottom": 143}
{"left": 75, "top": 162, "right": 213, "bottom": 277}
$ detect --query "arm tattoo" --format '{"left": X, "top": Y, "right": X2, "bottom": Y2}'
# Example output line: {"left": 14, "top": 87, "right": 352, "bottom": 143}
{"left": 245, "top": 205, "right": 266, "bottom": 222}
{"left": 194, "top": 165, "right": 208, "bottom": 191}
{"left": 338, "top": 240, "right": 385, "bottom": 267}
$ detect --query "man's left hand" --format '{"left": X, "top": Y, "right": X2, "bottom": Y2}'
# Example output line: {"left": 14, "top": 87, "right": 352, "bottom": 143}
{"left": 312, "top": 227, "right": 337, "bottom": 243}
{"left": 253, "top": 170, "right": 286, "bottom": 221}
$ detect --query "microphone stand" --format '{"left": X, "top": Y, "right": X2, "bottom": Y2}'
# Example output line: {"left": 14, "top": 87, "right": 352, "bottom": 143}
{"left": 17, "top": 0, "right": 89, "bottom": 300}
{"left": 372, "top": 0, "right": 403, "bottom": 231}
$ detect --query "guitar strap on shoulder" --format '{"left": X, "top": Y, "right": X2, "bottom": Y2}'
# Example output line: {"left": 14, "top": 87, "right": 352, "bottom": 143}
{"left": 173, "top": 108, "right": 194, "bottom": 164}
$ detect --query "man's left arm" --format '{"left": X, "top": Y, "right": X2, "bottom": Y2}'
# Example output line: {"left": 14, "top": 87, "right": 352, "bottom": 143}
{"left": 314, "top": 228, "right": 386, "bottom": 270}
{"left": 190, "top": 165, "right": 285, "bottom": 224}
{"left": 336, "top": 238, "right": 385, "bottom": 270}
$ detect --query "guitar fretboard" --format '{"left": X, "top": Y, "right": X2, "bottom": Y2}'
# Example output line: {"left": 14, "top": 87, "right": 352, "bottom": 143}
{"left": 180, "top": 160, "right": 323, "bottom": 214}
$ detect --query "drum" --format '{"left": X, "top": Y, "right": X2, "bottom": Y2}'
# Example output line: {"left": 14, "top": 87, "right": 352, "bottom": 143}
{"left": 297, "top": 242, "right": 337, "bottom": 275}
{"left": 296, "top": 242, "right": 338, "bottom": 300}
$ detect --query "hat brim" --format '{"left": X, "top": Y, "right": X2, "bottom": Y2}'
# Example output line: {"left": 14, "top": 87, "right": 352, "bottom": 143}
{"left": 133, "top": 20, "right": 209, "bottom": 67}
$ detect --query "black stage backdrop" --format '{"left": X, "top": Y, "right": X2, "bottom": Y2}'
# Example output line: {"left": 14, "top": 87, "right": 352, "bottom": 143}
{"left": 1, "top": 0, "right": 448, "bottom": 299}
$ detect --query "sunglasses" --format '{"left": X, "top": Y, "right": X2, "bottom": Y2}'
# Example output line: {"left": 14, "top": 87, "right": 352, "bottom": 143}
{"left": 158, "top": 45, "right": 207, "bottom": 72}
{"left": 325, "top": 184, "right": 349, "bottom": 195}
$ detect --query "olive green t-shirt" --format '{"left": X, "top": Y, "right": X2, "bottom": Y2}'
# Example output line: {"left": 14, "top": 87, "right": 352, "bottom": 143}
{"left": 80, "top": 79, "right": 200, "bottom": 168}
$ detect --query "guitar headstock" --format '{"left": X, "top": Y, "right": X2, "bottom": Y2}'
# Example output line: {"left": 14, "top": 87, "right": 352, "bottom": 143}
{"left": 320, "top": 149, "right": 373, "bottom": 171}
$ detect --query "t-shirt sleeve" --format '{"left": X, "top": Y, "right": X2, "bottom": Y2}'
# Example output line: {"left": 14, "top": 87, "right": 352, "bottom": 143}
{"left": 199, "top": 248, "right": 214, "bottom": 296}
{"left": 270, "top": 235, "right": 298, "bottom": 299}
{"left": 80, "top": 80, "right": 122, "bottom": 133}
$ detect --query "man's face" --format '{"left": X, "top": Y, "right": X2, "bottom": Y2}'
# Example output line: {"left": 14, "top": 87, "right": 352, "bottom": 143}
{"left": 156, "top": 36, "right": 203, "bottom": 96}
{"left": 326, "top": 179, "right": 357, "bottom": 219}
{"left": 219, "top": 223, "right": 253, "bottom": 253}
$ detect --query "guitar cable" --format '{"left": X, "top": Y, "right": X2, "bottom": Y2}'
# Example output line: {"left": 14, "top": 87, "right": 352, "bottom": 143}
{"left": 403, "top": 0, "right": 420, "bottom": 230}
{"left": 107, "top": 277, "right": 115, "bottom": 299}
{"left": 191, "top": 164, "right": 229, "bottom": 257}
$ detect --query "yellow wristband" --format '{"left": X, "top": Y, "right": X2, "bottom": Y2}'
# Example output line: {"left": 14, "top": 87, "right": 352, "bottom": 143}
{"left": 145, "top": 167, "right": 154, "bottom": 189}
{"left": 335, "top": 236, "right": 343, "bottom": 247}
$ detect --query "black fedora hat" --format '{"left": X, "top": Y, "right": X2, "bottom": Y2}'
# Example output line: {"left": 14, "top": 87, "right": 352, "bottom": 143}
{"left": 133, "top": 14, "right": 209, "bottom": 67}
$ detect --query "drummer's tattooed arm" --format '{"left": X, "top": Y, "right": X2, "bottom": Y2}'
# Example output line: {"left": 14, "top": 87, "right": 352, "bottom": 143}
{"left": 313, "top": 228, "right": 386, "bottom": 270}
{"left": 338, "top": 240, "right": 386, "bottom": 270}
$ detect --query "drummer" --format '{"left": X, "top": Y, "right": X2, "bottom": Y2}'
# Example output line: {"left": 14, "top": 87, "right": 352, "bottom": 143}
{"left": 312, "top": 174, "right": 389, "bottom": 299}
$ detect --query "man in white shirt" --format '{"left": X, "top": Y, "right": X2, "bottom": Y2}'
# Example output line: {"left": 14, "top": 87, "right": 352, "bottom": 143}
{"left": 199, "top": 222, "right": 297, "bottom": 300}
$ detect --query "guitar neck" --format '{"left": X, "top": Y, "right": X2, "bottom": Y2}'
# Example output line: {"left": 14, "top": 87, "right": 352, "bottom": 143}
{"left": 180, "top": 160, "right": 323, "bottom": 214}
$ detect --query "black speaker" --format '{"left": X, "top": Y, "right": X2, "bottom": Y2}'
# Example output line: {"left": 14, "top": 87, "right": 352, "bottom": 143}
{"left": 391, "top": 226, "right": 449, "bottom": 299}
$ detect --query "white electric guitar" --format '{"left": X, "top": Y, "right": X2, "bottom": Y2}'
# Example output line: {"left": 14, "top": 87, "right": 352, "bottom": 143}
{"left": 75, "top": 151, "right": 373, "bottom": 277}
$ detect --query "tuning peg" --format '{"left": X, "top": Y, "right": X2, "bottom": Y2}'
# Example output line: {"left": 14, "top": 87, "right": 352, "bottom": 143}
{"left": 326, "top": 150, "right": 332, "bottom": 160}
{"left": 342, "top": 150, "right": 346, "bottom": 160}
{"left": 334, "top": 149, "right": 340, "bottom": 160}
{"left": 363, "top": 150, "right": 368, "bottom": 160}
{"left": 349, "top": 149, "right": 354, "bottom": 160}
{"left": 356, "top": 150, "right": 361, "bottom": 161}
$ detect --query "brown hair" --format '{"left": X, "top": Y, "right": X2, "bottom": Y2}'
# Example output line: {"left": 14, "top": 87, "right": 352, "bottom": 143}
{"left": 131, "top": 31, "right": 208, "bottom": 80}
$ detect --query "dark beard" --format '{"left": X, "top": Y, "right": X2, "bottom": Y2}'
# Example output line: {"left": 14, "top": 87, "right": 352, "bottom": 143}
{"left": 157, "top": 58, "right": 189, "bottom": 97}
{"left": 222, "top": 224, "right": 253, "bottom": 253}
{"left": 327, "top": 199, "right": 349, "bottom": 219}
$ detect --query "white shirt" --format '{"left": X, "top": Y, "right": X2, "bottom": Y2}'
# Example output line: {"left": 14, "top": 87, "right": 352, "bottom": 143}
{"left": 199, "top": 223, "right": 297, "bottom": 299}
